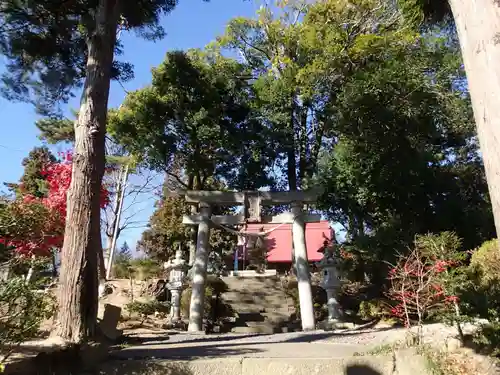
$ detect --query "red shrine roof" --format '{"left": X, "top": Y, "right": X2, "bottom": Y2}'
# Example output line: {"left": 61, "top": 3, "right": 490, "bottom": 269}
{"left": 242, "top": 221, "right": 333, "bottom": 263}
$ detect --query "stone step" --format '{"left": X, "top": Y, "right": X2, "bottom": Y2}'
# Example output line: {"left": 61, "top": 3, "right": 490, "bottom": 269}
{"left": 231, "top": 325, "right": 278, "bottom": 334}
{"left": 221, "top": 276, "right": 292, "bottom": 333}
{"left": 102, "top": 348, "right": 429, "bottom": 375}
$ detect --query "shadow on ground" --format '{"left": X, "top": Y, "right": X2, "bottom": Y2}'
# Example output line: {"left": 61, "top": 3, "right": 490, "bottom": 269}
{"left": 121, "top": 321, "right": 396, "bottom": 347}
{"left": 122, "top": 333, "right": 270, "bottom": 346}
{"left": 113, "top": 343, "right": 265, "bottom": 360}
{"left": 345, "top": 365, "right": 382, "bottom": 375}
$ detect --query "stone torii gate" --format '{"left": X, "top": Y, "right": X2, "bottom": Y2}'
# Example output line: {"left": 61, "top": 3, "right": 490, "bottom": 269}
{"left": 180, "top": 189, "right": 322, "bottom": 332}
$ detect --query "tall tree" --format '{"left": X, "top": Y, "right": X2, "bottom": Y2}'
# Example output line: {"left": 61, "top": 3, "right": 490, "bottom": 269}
{"left": 217, "top": 0, "right": 413, "bottom": 191}
{"left": 109, "top": 49, "right": 271, "bottom": 270}
{"left": 4, "top": 146, "right": 56, "bottom": 198}
{"left": 109, "top": 49, "right": 274, "bottom": 191}
{"left": 398, "top": 0, "right": 500, "bottom": 241}
{"left": 0, "top": 0, "right": 181, "bottom": 343}
{"left": 34, "top": 114, "right": 159, "bottom": 276}
{"left": 316, "top": 27, "right": 494, "bottom": 283}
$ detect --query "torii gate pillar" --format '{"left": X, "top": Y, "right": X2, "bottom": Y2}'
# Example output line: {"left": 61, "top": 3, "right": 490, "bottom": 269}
{"left": 187, "top": 202, "right": 211, "bottom": 332}
{"left": 291, "top": 202, "right": 315, "bottom": 331}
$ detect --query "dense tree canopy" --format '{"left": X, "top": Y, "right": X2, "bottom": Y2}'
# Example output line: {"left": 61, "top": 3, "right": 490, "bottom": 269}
{"left": 0, "top": 0, "right": 179, "bottom": 114}
{"left": 1, "top": 0, "right": 496, "bottom": 341}
{"left": 107, "top": 0, "right": 494, "bottom": 279}
{"left": 216, "top": 0, "right": 417, "bottom": 190}
{"left": 4, "top": 146, "right": 56, "bottom": 198}
{"left": 314, "top": 28, "right": 494, "bottom": 283}
{"left": 109, "top": 49, "right": 275, "bottom": 191}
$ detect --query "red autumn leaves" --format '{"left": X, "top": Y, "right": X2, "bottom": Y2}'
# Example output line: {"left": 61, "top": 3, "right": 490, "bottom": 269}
{"left": 387, "top": 248, "right": 459, "bottom": 327}
{"left": 1, "top": 151, "right": 109, "bottom": 257}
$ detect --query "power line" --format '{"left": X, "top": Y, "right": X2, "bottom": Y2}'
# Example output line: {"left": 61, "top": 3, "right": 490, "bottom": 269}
{"left": 0, "top": 144, "right": 27, "bottom": 153}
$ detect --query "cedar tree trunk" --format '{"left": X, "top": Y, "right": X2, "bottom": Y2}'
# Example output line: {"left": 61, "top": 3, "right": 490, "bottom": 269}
{"left": 56, "top": 0, "right": 120, "bottom": 343}
{"left": 449, "top": 0, "right": 500, "bottom": 241}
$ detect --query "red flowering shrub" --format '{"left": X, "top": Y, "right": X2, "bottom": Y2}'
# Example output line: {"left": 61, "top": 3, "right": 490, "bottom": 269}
{"left": 386, "top": 244, "right": 459, "bottom": 341}
{"left": 0, "top": 151, "right": 109, "bottom": 257}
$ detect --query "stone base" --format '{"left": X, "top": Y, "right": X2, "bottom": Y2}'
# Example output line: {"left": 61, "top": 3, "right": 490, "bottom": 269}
{"left": 228, "top": 269, "right": 277, "bottom": 277}
{"left": 318, "top": 320, "right": 356, "bottom": 331}
{"left": 183, "top": 330, "right": 207, "bottom": 336}
{"left": 162, "top": 320, "right": 188, "bottom": 331}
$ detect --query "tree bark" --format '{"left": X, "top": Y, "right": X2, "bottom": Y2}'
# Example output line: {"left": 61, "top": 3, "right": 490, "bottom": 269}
{"left": 288, "top": 92, "right": 298, "bottom": 191}
{"left": 449, "top": 0, "right": 500, "bottom": 241}
{"left": 97, "top": 244, "right": 106, "bottom": 280}
{"left": 56, "top": 0, "right": 119, "bottom": 343}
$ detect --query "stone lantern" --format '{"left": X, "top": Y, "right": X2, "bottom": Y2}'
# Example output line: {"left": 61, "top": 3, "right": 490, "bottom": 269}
{"left": 163, "top": 250, "right": 188, "bottom": 321}
{"left": 316, "top": 244, "right": 342, "bottom": 322}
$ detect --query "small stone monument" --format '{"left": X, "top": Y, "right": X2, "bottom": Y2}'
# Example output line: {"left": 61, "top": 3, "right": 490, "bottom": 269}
{"left": 0, "top": 262, "right": 10, "bottom": 282}
{"left": 317, "top": 243, "right": 342, "bottom": 323}
{"left": 98, "top": 303, "right": 123, "bottom": 340}
{"left": 164, "top": 250, "right": 187, "bottom": 321}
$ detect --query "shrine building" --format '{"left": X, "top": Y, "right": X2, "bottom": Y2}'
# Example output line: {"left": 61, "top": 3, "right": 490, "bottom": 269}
{"left": 232, "top": 220, "right": 334, "bottom": 274}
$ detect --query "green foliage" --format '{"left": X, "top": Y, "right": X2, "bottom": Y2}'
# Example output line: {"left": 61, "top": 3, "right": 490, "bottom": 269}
{"left": 453, "top": 239, "right": 500, "bottom": 356}
{"left": 315, "top": 25, "right": 493, "bottom": 284}
{"left": 137, "top": 196, "right": 191, "bottom": 262}
{"left": 469, "top": 239, "right": 500, "bottom": 285}
{"left": 0, "top": 277, "right": 56, "bottom": 363}
{"left": 180, "top": 276, "right": 234, "bottom": 328}
{"left": 0, "top": 0, "right": 181, "bottom": 115}
{"left": 473, "top": 322, "right": 500, "bottom": 357}
{"left": 284, "top": 279, "right": 327, "bottom": 321}
{"left": 125, "top": 300, "right": 170, "bottom": 322}
{"left": 460, "top": 239, "right": 500, "bottom": 323}
{"left": 128, "top": 258, "right": 162, "bottom": 281}
{"left": 112, "top": 242, "right": 133, "bottom": 279}
{"left": 216, "top": 0, "right": 417, "bottom": 190}
{"left": 36, "top": 118, "right": 75, "bottom": 144}
{"left": 397, "top": 0, "right": 451, "bottom": 26}
{"left": 20, "top": 147, "right": 56, "bottom": 198}
{"left": 358, "top": 300, "right": 391, "bottom": 321}
{"left": 109, "top": 49, "right": 274, "bottom": 191}
{"left": 5, "top": 147, "right": 56, "bottom": 198}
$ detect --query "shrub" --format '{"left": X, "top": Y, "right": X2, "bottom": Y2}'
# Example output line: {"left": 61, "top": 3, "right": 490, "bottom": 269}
{"left": 284, "top": 279, "right": 327, "bottom": 321}
{"left": 0, "top": 277, "right": 56, "bottom": 364}
{"left": 358, "top": 299, "right": 392, "bottom": 321}
{"left": 460, "top": 238, "right": 500, "bottom": 354}
{"left": 129, "top": 258, "right": 162, "bottom": 280}
{"left": 386, "top": 233, "right": 462, "bottom": 343}
{"left": 472, "top": 322, "right": 500, "bottom": 357}
{"left": 181, "top": 286, "right": 213, "bottom": 319}
{"left": 125, "top": 300, "right": 170, "bottom": 323}
{"left": 460, "top": 239, "right": 500, "bottom": 321}
{"left": 469, "top": 239, "right": 500, "bottom": 286}
{"left": 180, "top": 276, "right": 234, "bottom": 330}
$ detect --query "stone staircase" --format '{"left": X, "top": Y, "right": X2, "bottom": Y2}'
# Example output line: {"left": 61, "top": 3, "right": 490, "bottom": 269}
{"left": 221, "top": 276, "right": 296, "bottom": 334}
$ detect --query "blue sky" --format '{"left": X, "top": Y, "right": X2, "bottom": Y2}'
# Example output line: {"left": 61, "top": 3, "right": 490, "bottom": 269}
{"left": 0, "top": 0, "right": 263, "bottom": 251}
